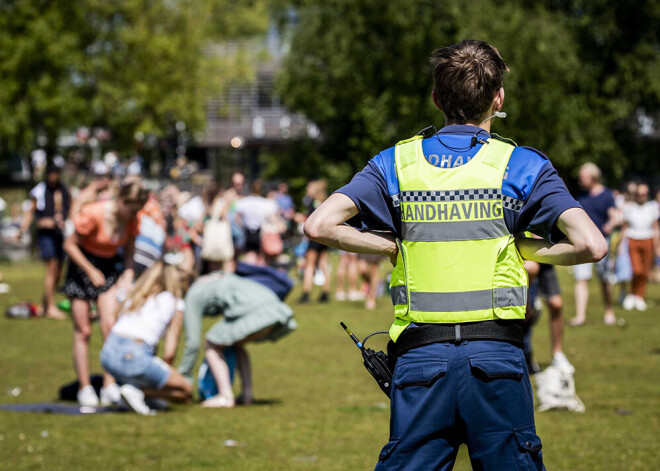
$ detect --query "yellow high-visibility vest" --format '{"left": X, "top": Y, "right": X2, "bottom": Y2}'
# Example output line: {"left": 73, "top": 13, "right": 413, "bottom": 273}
{"left": 389, "top": 135, "right": 528, "bottom": 341}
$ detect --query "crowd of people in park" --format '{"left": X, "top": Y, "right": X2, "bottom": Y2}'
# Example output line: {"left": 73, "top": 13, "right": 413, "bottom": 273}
{"left": 522, "top": 162, "right": 660, "bottom": 375}
{"left": 1, "top": 150, "right": 659, "bottom": 415}
{"left": 1, "top": 151, "right": 391, "bottom": 414}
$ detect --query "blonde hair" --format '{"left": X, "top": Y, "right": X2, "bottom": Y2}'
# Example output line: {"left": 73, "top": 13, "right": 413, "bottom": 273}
{"left": 579, "top": 162, "right": 602, "bottom": 183}
{"left": 118, "top": 179, "right": 149, "bottom": 206}
{"left": 118, "top": 261, "right": 189, "bottom": 317}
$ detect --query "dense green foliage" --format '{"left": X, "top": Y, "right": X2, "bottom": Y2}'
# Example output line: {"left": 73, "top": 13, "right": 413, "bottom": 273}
{"left": 277, "top": 0, "right": 660, "bottom": 184}
{"left": 0, "top": 258, "right": 658, "bottom": 469}
{"left": 2, "top": 1, "right": 658, "bottom": 184}
{"left": 0, "top": 0, "right": 269, "bottom": 154}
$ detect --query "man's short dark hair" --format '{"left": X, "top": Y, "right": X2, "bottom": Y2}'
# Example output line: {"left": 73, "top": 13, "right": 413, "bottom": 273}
{"left": 430, "top": 40, "right": 509, "bottom": 124}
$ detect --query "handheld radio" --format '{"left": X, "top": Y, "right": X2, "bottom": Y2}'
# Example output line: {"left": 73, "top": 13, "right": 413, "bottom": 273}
{"left": 340, "top": 322, "right": 394, "bottom": 398}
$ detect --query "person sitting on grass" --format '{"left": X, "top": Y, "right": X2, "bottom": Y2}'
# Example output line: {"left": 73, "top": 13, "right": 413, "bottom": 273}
{"left": 100, "top": 256, "right": 193, "bottom": 415}
{"left": 178, "top": 271, "right": 297, "bottom": 408}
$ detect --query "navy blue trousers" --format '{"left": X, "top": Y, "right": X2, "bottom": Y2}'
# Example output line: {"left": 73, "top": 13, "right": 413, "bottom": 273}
{"left": 375, "top": 340, "right": 545, "bottom": 471}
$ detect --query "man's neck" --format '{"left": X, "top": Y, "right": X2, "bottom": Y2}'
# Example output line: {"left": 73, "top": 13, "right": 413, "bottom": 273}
{"left": 445, "top": 118, "right": 493, "bottom": 134}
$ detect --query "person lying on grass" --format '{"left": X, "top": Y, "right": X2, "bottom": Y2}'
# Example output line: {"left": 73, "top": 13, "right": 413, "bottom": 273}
{"left": 179, "top": 271, "right": 297, "bottom": 408}
{"left": 100, "top": 256, "right": 193, "bottom": 415}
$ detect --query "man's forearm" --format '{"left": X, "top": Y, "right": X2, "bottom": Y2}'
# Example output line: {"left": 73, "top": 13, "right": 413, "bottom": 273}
{"left": 520, "top": 207, "right": 608, "bottom": 266}
{"left": 309, "top": 223, "right": 397, "bottom": 258}
{"left": 516, "top": 236, "right": 607, "bottom": 266}
{"left": 303, "top": 193, "right": 397, "bottom": 260}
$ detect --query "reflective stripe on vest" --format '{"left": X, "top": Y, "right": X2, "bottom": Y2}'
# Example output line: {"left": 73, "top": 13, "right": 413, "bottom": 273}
{"left": 388, "top": 136, "right": 528, "bottom": 342}
{"left": 391, "top": 285, "right": 526, "bottom": 311}
{"left": 402, "top": 219, "right": 509, "bottom": 242}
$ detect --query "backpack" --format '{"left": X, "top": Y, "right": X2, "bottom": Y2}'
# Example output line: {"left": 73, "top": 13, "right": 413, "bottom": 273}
{"left": 197, "top": 348, "right": 236, "bottom": 400}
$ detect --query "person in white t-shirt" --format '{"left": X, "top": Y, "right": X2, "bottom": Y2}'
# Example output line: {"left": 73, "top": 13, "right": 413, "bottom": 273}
{"left": 235, "top": 180, "right": 278, "bottom": 264}
{"left": 100, "top": 259, "right": 193, "bottom": 414}
{"left": 620, "top": 183, "right": 660, "bottom": 311}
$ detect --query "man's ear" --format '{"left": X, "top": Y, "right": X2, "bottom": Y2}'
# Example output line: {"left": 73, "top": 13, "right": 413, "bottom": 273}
{"left": 431, "top": 90, "right": 443, "bottom": 111}
{"left": 494, "top": 87, "right": 505, "bottom": 112}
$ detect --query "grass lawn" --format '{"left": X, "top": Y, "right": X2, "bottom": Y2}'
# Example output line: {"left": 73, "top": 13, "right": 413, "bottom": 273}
{"left": 0, "top": 258, "right": 658, "bottom": 470}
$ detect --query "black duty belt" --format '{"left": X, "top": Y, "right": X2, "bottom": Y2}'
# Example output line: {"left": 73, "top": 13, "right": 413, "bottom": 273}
{"left": 393, "top": 319, "right": 524, "bottom": 356}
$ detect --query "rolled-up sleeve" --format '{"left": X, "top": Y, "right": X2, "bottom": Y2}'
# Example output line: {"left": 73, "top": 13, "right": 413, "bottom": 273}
{"left": 515, "top": 162, "right": 581, "bottom": 243}
{"left": 335, "top": 158, "right": 399, "bottom": 235}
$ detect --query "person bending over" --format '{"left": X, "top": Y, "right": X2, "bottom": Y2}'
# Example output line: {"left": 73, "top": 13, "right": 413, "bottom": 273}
{"left": 179, "top": 271, "right": 297, "bottom": 408}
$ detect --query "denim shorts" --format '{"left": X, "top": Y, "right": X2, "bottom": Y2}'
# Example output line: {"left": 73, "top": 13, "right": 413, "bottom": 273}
{"left": 100, "top": 333, "right": 171, "bottom": 389}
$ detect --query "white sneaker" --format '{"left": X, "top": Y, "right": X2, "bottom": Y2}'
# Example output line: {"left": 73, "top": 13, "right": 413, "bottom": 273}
{"left": 77, "top": 385, "right": 99, "bottom": 407}
{"left": 335, "top": 291, "right": 347, "bottom": 301}
{"left": 634, "top": 296, "right": 647, "bottom": 311}
{"left": 119, "top": 384, "right": 155, "bottom": 415}
{"left": 348, "top": 290, "right": 366, "bottom": 301}
{"left": 99, "top": 383, "right": 121, "bottom": 407}
{"left": 551, "top": 352, "right": 575, "bottom": 373}
{"left": 313, "top": 269, "right": 326, "bottom": 286}
{"left": 622, "top": 294, "right": 636, "bottom": 311}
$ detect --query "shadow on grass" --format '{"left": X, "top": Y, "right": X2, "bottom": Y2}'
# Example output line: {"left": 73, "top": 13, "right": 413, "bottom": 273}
{"left": 237, "top": 398, "right": 282, "bottom": 407}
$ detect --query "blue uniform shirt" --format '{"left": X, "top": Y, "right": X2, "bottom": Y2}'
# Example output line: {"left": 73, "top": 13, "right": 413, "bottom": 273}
{"left": 337, "top": 125, "right": 580, "bottom": 243}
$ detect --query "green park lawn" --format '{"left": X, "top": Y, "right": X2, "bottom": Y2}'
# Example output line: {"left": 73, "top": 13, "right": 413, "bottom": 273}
{"left": 0, "top": 258, "right": 658, "bottom": 470}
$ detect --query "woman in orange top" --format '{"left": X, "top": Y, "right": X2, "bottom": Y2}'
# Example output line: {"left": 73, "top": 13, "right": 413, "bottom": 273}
{"left": 62, "top": 180, "right": 148, "bottom": 408}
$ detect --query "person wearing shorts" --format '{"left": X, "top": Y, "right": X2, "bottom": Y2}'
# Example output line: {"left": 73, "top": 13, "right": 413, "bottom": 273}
{"left": 235, "top": 179, "right": 278, "bottom": 264}
{"left": 19, "top": 162, "right": 70, "bottom": 319}
{"left": 525, "top": 263, "right": 574, "bottom": 373}
{"left": 100, "top": 261, "right": 193, "bottom": 414}
{"left": 299, "top": 180, "right": 330, "bottom": 303}
{"left": 570, "top": 163, "right": 617, "bottom": 326}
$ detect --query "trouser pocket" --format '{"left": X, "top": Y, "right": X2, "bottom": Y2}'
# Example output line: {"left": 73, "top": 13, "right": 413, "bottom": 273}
{"left": 393, "top": 358, "right": 448, "bottom": 389}
{"left": 377, "top": 437, "right": 400, "bottom": 463}
{"left": 469, "top": 353, "right": 524, "bottom": 381}
{"left": 514, "top": 424, "right": 544, "bottom": 470}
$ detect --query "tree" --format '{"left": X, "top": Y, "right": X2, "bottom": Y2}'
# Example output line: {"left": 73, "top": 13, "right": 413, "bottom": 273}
{"left": 277, "top": 0, "right": 660, "bottom": 184}
{"left": 0, "top": 1, "right": 87, "bottom": 154}
{"left": 0, "top": 0, "right": 270, "bottom": 156}
{"left": 541, "top": 0, "right": 660, "bottom": 179}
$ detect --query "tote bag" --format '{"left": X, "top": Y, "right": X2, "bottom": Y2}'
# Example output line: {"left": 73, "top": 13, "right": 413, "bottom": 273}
{"left": 201, "top": 219, "right": 234, "bottom": 261}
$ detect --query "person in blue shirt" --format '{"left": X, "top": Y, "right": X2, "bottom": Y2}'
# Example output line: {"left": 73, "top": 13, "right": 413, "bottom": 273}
{"left": 569, "top": 162, "right": 618, "bottom": 326}
{"left": 305, "top": 40, "right": 607, "bottom": 470}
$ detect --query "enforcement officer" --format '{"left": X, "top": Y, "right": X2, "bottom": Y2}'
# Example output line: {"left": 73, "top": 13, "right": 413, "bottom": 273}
{"left": 304, "top": 39, "right": 608, "bottom": 470}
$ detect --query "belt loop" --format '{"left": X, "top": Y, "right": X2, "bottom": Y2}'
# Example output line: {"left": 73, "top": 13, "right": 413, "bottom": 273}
{"left": 454, "top": 324, "right": 462, "bottom": 344}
